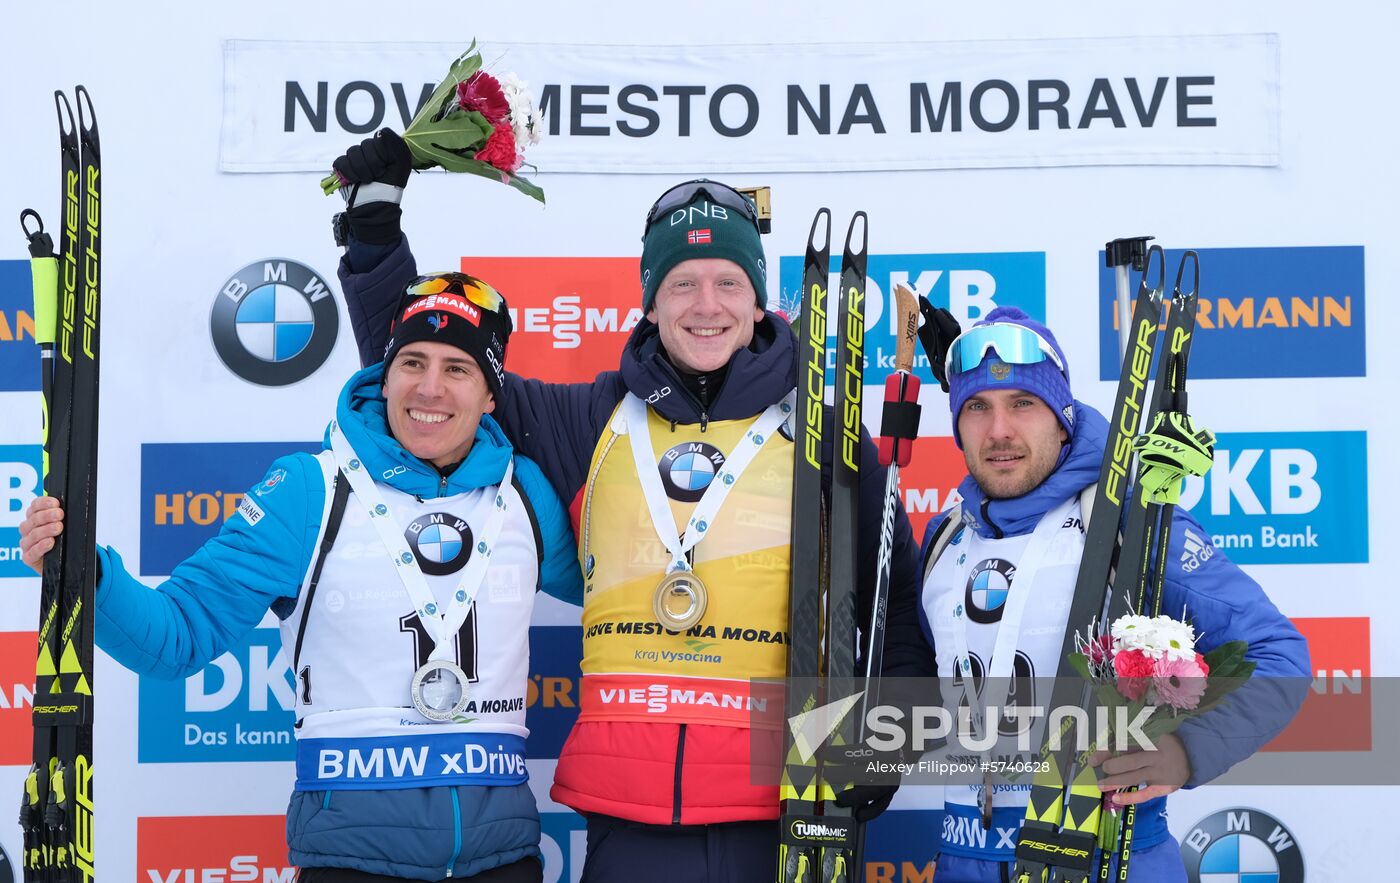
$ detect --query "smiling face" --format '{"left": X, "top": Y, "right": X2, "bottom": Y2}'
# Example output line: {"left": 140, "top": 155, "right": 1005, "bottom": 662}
{"left": 383, "top": 341, "right": 496, "bottom": 469}
{"left": 957, "top": 387, "right": 1068, "bottom": 499}
{"left": 646, "top": 258, "right": 764, "bottom": 374}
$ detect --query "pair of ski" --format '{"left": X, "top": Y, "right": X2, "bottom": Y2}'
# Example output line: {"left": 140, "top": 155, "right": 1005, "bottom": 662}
{"left": 775, "top": 209, "right": 922, "bottom": 883}
{"left": 1012, "top": 243, "right": 1203, "bottom": 883}
{"left": 18, "top": 87, "right": 101, "bottom": 883}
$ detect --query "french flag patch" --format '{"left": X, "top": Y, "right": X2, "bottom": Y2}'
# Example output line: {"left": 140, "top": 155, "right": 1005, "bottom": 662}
{"left": 687, "top": 228, "right": 712, "bottom": 245}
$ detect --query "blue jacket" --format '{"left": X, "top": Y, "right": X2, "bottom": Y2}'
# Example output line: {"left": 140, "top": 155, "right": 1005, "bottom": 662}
{"left": 95, "top": 364, "right": 583, "bottom": 879}
{"left": 341, "top": 235, "right": 937, "bottom": 680}
{"left": 920, "top": 401, "right": 1310, "bottom": 852}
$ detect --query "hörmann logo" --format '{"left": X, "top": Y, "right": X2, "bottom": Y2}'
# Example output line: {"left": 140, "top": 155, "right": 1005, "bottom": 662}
{"left": 141, "top": 442, "right": 318, "bottom": 576}
{"left": 1099, "top": 246, "right": 1365, "bottom": 380}
{"left": 1179, "top": 431, "right": 1367, "bottom": 564}
{"left": 778, "top": 252, "right": 1046, "bottom": 386}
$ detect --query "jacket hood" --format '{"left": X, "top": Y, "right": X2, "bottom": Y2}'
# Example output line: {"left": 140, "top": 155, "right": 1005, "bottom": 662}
{"left": 619, "top": 313, "right": 797, "bottom": 423}
{"left": 328, "top": 363, "right": 514, "bottom": 498}
{"left": 957, "top": 400, "right": 1107, "bottom": 538}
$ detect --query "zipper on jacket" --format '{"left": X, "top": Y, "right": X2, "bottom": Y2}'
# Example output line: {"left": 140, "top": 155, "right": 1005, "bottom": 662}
{"left": 445, "top": 787, "right": 462, "bottom": 876}
{"left": 672, "top": 723, "right": 687, "bottom": 825}
{"left": 980, "top": 498, "right": 1004, "bottom": 539}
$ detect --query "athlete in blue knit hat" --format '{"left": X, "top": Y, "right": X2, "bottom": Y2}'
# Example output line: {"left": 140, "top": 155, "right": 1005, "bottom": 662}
{"left": 914, "top": 306, "right": 1309, "bottom": 882}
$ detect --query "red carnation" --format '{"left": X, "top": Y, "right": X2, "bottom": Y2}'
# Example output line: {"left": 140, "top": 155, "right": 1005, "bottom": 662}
{"left": 1196, "top": 652, "right": 1210, "bottom": 676}
{"left": 457, "top": 72, "right": 510, "bottom": 124}
{"left": 1113, "top": 649, "right": 1154, "bottom": 701}
{"left": 474, "top": 123, "right": 521, "bottom": 173}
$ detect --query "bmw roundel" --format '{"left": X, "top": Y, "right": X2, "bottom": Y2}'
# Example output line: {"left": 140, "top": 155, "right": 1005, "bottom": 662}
{"left": 659, "top": 441, "right": 726, "bottom": 503}
{"left": 1182, "top": 807, "right": 1303, "bottom": 883}
{"left": 406, "top": 512, "right": 474, "bottom": 576}
{"left": 211, "top": 259, "right": 339, "bottom": 386}
{"left": 964, "top": 558, "right": 1016, "bottom": 624}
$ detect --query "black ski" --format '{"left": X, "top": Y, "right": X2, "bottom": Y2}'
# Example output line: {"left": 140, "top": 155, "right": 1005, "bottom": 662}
{"left": 818, "top": 212, "right": 867, "bottom": 883}
{"left": 24, "top": 86, "right": 99, "bottom": 883}
{"left": 778, "top": 208, "right": 832, "bottom": 883}
{"left": 1012, "top": 245, "right": 1167, "bottom": 883}
{"left": 1098, "top": 252, "right": 1202, "bottom": 882}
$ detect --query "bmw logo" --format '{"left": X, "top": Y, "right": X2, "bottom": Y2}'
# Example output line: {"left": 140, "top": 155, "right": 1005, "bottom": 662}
{"left": 964, "top": 558, "right": 1016, "bottom": 624}
{"left": 211, "top": 259, "right": 339, "bottom": 386}
{"left": 659, "top": 441, "right": 726, "bottom": 503}
{"left": 406, "top": 512, "right": 474, "bottom": 576}
{"left": 1182, "top": 807, "right": 1303, "bottom": 883}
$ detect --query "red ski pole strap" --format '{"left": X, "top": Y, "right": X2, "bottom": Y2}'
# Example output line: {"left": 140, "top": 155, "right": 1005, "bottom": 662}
{"left": 877, "top": 372, "right": 922, "bottom": 467}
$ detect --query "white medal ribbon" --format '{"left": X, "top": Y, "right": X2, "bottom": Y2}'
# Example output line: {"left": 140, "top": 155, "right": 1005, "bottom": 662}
{"left": 329, "top": 420, "right": 514, "bottom": 663}
{"left": 619, "top": 390, "right": 795, "bottom": 575}
{"left": 947, "top": 496, "right": 1077, "bottom": 740}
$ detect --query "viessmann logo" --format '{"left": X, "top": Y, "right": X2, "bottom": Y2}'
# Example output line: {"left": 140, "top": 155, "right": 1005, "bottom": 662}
{"left": 0, "top": 631, "right": 37, "bottom": 766}
{"left": 778, "top": 251, "right": 1046, "bottom": 386}
{"left": 1265, "top": 616, "right": 1370, "bottom": 752}
{"left": 137, "top": 815, "right": 293, "bottom": 883}
{"left": 460, "top": 256, "right": 641, "bottom": 383}
{"left": 1098, "top": 245, "right": 1365, "bottom": 380}
{"left": 898, "top": 437, "right": 967, "bottom": 538}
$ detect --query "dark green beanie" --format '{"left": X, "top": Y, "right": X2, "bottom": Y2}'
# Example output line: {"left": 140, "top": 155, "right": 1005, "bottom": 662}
{"left": 640, "top": 196, "right": 767, "bottom": 311}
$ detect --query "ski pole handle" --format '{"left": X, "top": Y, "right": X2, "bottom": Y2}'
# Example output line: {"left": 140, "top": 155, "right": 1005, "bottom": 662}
{"left": 877, "top": 284, "right": 922, "bottom": 468}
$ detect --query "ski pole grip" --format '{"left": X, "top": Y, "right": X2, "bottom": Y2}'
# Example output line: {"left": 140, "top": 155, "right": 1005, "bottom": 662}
{"left": 877, "top": 373, "right": 921, "bottom": 467}
{"left": 29, "top": 258, "right": 58, "bottom": 347}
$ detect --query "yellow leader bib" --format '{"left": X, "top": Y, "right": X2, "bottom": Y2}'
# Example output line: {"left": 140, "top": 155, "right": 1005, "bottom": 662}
{"left": 577, "top": 398, "right": 795, "bottom": 727}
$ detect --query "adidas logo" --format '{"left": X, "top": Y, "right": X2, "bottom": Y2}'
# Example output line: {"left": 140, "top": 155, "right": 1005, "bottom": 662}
{"left": 1180, "top": 528, "right": 1216, "bottom": 573}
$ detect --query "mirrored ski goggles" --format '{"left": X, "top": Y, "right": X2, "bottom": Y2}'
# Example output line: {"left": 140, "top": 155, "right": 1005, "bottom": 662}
{"left": 644, "top": 179, "right": 760, "bottom": 234}
{"left": 405, "top": 273, "right": 506, "bottom": 313}
{"left": 945, "top": 322, "right": 1066, "bottom": 377}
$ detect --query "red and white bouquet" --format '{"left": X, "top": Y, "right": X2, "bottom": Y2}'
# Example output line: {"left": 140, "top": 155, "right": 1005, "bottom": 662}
{"left": 321, "top": 42, "right": 544, "bottom": 202}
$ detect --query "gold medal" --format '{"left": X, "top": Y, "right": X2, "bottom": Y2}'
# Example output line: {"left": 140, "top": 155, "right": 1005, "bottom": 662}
{"left": 410, "top": 660, "right": 470, "bottom": 722}
{"left": 652, "top": 569, "right": 708, "bottom": 632}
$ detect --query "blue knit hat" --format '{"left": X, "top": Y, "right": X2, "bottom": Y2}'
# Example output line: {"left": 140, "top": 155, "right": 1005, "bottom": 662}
{"left": 948, "top": 306, "right": 1074, "bottom": 448}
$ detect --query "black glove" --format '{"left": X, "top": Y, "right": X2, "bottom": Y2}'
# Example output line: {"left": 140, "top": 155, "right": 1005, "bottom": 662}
{"left": 332, "top": 128, "right": 413, "bottom": 244}
{"left": 917, "top": 295, "right": 962, "bottom": 392}
{"left": 832, "top": 782, "right": 898, "bottom": 823}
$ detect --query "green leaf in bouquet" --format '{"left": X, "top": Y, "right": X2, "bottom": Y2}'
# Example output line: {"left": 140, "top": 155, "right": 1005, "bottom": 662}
{"left": 1204, "top": 640, "right": 1249, "bottom": 673}
{"left": 406, "top": 41, "right": 483, "bottom": 133}
{"left": 433, "top": 156, "right": 547, "bottom": 204}
{"left": 1067, "top": 653, "right": 1093, "bottom": 681}
{"left": 403, "top": 109, "right": 495, "bottom": 170}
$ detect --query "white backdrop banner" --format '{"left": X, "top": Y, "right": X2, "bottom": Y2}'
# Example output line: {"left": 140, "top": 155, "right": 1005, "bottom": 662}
{"left": 221, "top": 33, "right": 1281, "bottom": 174}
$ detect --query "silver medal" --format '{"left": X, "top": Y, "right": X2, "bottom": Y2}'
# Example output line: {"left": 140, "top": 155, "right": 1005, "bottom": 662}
{"left": 410, "top": 659, "right": 471, "bottom": 722}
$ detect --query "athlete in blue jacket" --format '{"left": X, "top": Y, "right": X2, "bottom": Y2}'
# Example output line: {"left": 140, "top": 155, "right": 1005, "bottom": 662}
{"left": 917, "top": 307, "right": 1310, "bottom": 882}
{"left": 19, "top": 274, "right": 584, "bottom": 883}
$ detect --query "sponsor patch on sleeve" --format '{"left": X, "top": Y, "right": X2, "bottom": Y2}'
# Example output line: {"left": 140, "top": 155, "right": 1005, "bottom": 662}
{"left": 237, "top": 495, "right": 265, "bottom": 526}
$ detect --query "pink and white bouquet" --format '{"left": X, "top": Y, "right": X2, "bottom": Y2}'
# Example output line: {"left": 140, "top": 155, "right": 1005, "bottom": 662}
{"left": 321, "top": 42, "right": 544, "bottom": 202}
{"left": 1073, "top": 611, "right": 1254, "bottom": 731}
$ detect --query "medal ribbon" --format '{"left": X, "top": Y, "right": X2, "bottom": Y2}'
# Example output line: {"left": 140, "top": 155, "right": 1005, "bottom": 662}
{"left": 329, "top": 420, "right": 514, "bottom": 662}
{"left": 619, "top": 390, "right": 795, "bottom": 574}
{"left": 947, "top": 496, "right": 1077, "bottom": 738}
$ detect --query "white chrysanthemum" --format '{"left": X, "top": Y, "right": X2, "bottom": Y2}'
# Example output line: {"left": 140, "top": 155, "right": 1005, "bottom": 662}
{"left": 500, "top": 73, "right": 542, "bottom": 147}
{"left": 1111, "top": 614, "right": 1159, "bottom": 654}
{"left": 1151, "top": 615, "right": 1197, "bottom": 662}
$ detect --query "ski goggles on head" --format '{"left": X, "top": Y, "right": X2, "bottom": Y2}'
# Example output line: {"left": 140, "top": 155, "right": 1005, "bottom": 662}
{"left": 404, "top": 273, "right": 506, "bottom": 313}
{"left": 643, "top": 179, "right": 760, "bottom": 235}
{"left": 944, "top": 322, "right": 1066, "bottom": 377}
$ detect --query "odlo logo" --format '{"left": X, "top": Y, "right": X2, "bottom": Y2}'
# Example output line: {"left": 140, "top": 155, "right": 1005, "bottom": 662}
{"left": 1181, "top": 807, "right": 1304, "bottom": 883}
